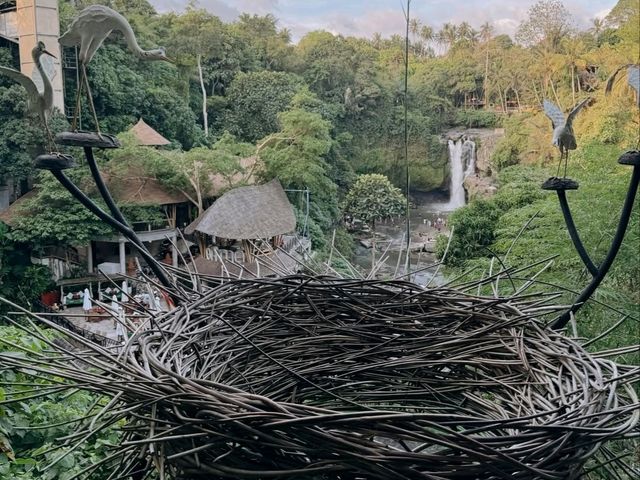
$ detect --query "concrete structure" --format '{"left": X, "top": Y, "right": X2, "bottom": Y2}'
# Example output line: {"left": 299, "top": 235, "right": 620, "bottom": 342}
{"left": 0, "top": 1, "right": 18, "bottom": 40}
{"left": 15, "top": 0, "right": 63, "bottom": 110}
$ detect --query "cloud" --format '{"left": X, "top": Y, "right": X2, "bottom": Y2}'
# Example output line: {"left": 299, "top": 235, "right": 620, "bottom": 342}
{"left": 316, "top": 9, "right": 406, "bottom": 39}
{"left": 149, "top": 0, "right": 618, "bottom": 41}
{"left": 236, "top": 0, "right": 281, "bottom": 14}
{"left": 152, "top": 0, "right": 241, "bottom": 21}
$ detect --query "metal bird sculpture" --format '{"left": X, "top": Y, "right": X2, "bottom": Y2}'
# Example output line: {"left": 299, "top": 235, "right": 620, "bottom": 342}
{"left": 543, "top": 97, "right": 591, "bottom": 178}
{"left": 59, "top": 4, "right": 171, "bottom": 135}
{"left": 605, "top": 64, "right": 640, "bottom": 106}
{"left": 0, "top": 41, "right": 57, "bottom": 150}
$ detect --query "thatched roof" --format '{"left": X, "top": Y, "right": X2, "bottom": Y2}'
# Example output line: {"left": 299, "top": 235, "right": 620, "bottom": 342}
{"left": 0, "top": 172, "right": 188, "bottom": 227}
{"left": 185, "top": 179, "right": 295, "bottom": 239}
{"left": 129, "top": 118, "right": 171, "bottom": 146}
{"left": 0, "top": 189, "right": 37, "bottom": 226}
{"left": 106, "top": 170, "right": 188, "bottom": 206}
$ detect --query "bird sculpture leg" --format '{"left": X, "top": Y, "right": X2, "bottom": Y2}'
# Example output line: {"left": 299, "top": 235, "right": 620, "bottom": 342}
{"left": 71, "top": 68, "right": 84, "bottom": 131}
{"left": 42, "top": 114, "right": 55, "bottom": 153}
{"left": 556, "top": 151, "right": 563, "bottom": 178}
{"left": 82, "top": 64, "right": 102, "bottom": 137}
{"left": 564, "top": 151, "right": 569, "bottom": 178}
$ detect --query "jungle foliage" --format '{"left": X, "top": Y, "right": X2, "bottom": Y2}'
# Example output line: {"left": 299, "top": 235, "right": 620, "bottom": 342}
{"left": 0, "top": 1, "right": 638, "bottom": 477}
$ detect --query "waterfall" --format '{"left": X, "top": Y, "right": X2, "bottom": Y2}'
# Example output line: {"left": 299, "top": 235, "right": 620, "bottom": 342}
{"left": 441, "top": 137, "right": 476, "bottom": 210}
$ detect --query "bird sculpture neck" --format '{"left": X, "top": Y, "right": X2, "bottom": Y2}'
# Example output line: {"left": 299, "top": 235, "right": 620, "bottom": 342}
{"left": 120, "top": 23, "right": 150, "bottom": 59}
{"left": 33, "top": 50, "right": 53, "bottom": 112}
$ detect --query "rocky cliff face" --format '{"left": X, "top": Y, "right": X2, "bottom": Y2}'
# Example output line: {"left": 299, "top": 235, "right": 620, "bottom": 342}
{"left": 474, "top": 128, "right": 504, "bottom": 178}
{"left": 464, "top": 175, "right": 498, "bottom": 201}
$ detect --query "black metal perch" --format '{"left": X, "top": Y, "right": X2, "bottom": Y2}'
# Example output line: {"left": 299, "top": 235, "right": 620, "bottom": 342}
{"left": 48, "top": 167, "right": 175, "bottom": 291}
{"left": 545, "top": 150, "right": 640, "bottom": 330}
{"left": 35, "top": 133, "right": 177, "bottom": 298}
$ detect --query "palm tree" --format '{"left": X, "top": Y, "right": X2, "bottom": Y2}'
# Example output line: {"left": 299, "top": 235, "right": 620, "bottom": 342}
{"left": 279, "top": 28, "right": 292, "bottom": 43}
{"left": 479, "top": 22, "right": 494, "bottom": 43}
{"left": 457, "top": 22, "right": 474, "bottom": 44}
{"left": 479, "top": 22, "right": 494, "bottom": 106}
{"left": 420, "top": 25, "right": 434, "bottom": 56}
{"left": 409, "top": 18, "right": 421, "bottom": 55}
{"left": 591, "top": 17, "right": 605, "bottom": 36}
{"left": 372, "top": 32, "right": 382, "bottom": 49}
{"left": 410, "top": 18, "right": 421, "bottom": 38}
{"left": 439, "top": 23, "right": 457, "bottom": 53}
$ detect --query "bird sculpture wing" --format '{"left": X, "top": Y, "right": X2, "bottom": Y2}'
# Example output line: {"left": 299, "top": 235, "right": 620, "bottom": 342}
{"left": 566, "top": 97, "right": 591, "bottom": 126}
{"left": 31, "top": 54, "right": 57, "bottom": 95}
{"left": 59, "top": 5, "right": 119, "bottom": 47}
{"left": 0, "top": 65, "right": 40, "bottom": 106}
{"left": 543, "top": 99, "right": 565, "bottom": 129}
{"left": 605, "top": 64, "right": 640, "bottom": 100}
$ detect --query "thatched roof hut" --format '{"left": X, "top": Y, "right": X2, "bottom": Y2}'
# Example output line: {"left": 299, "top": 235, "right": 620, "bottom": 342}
{"left": 106, "top": 170, "right": 188, "bottom": 206}
{"left": 185, "top": 179, "right": 296, "bottom": 239}
{"left": 0, "top": 188, "right": 37, "bottom": 226}
{"left": 129, "top": 118, "right": 171, "bottom": 146}
{"left": 0, "top": 173, "right": 188, "bottom": 228}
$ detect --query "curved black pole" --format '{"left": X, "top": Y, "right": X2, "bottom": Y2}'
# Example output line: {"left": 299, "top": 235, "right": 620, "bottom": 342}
{"left": 84, "top": 146, "right": 130, "bottom": 227}
{"left": 551, "top": 164, "right": 639, "bottom": 330}
{"left": 556, "top": 190, "right": 599, "bottom": 277}
{"left": 50, "top": 169, "right": 177, "bottom": 298}
{"left": 84, "top": 146, "right": 157, "bottom": 260}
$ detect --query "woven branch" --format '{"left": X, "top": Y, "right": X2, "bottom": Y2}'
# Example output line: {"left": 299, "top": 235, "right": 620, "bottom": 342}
{"left": 1, "top": 275, "right": 637, "bottom": 479}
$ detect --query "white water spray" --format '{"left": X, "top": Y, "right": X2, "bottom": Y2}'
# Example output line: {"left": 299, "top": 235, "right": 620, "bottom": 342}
{"left": 440, "top": 137, "right": 476, "bottom": 210}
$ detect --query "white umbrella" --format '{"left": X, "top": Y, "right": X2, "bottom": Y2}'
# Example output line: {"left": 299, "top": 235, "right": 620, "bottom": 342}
{"left": 82, "top": 288, "right": 92, "bottom": 312}
{"left": 115, "top": 309, "right": 126, "bottom": 342}
{"left": 110, "top": 294, "right": 120, "bottom": 315}
{"left": 121, "top": 280, "right": 129, "bottom": 303}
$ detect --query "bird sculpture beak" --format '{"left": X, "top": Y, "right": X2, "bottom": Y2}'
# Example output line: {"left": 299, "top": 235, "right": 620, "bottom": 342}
{"left": 43, "top": 49, "right": 57, "bottom": 59}
{"left": 164, "top": 57, "right": 175, "bottom": 64}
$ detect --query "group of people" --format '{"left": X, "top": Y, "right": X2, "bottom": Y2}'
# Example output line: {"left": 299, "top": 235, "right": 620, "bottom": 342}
{"left": 422, "top": 217, "right": 447, "bottom": 232}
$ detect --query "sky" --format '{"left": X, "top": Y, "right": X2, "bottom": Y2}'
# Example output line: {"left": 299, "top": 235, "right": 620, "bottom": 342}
{"left": 149, "top": 0, "right": 618, "bottom": 42}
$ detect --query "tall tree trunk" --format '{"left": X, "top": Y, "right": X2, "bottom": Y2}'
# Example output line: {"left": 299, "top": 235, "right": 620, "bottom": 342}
{"left": 571, "top": 65, "right": 576, "bottom": 104}
{"left": 514, "top": 89, "right": 522, "bottom": 111}
{"left": 531, "top": 81, "right": 541, "bottom": 105}
{"left": 498, "top": 87, "right": 506, "bottom": 113}
{"left": 197, "top": 54, "right": 208, "bottom": 137}
{"left": 483, "top": 48, "right": 489, "bottom": 107}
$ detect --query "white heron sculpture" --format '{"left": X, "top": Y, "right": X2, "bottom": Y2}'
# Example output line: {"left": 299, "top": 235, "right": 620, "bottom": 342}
{"left": 0, "top": 41, "right": 57, "bottom": 150}
{"left": 59, "top": 4, "right": 171, "bottom": 134}
{"left": 543, "top": 97, "right": 591, "bottom": 178}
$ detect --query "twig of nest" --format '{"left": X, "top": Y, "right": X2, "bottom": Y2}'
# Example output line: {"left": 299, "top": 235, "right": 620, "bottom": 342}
{"left": 1, "top": 275, "right": 637, "bottom": 479}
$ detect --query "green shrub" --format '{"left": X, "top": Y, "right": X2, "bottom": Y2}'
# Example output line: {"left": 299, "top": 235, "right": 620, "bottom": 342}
{"left": 453, "top": 109, "right": 500, "bottom": 128}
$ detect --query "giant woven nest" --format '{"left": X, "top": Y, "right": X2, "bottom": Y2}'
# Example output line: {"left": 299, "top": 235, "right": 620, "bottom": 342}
{"left": 3, "top": 276, "right": 639, "bottom": 479}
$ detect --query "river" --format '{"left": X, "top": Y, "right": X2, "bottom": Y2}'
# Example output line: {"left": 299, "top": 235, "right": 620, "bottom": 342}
{"left": 351, "top": 132, "right": 485, "bottom": 285}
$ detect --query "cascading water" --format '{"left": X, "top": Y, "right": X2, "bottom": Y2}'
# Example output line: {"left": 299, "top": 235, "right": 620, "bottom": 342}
{"left": 441, "top": 137, "right": 476, "bottom": 210}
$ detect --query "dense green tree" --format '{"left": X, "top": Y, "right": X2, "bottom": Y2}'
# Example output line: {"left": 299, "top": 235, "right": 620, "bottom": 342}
{"left": 258, "top": 106, "right": 341, "bottom": 240}
{"left": 233, "top": 13, "right": 294, "bottom": 70}
{"left": 259, "top": 108, "right": 334, "bottom": 194}
{"left": 0, "top": 224, "right": 54, "bottom": 309}
{"left": 516, "top": 0, "right": 574, "bottom": 52}
{"left": 224, "top": 71, "right": 303, "bottom": 142}
{"left": 0, "top": 48, "right": 67, "bottom": 182}
{"left": 343, "top": 174, "right": 406, "bottom": 268}
{"left": 167, "top": 5, "right": 224, "bottom": 136}
{"left": 8, "top": 170, "right": 112, "bottom": 246}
